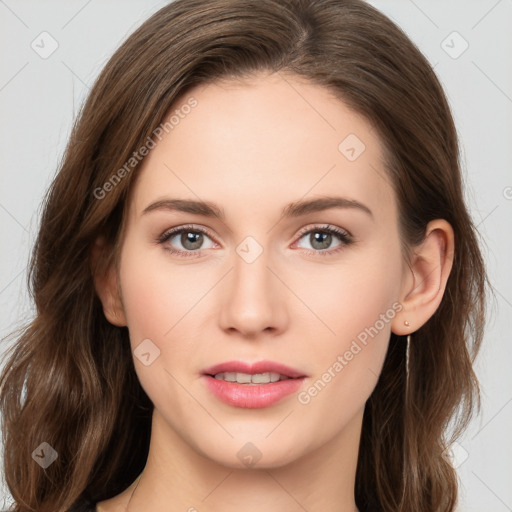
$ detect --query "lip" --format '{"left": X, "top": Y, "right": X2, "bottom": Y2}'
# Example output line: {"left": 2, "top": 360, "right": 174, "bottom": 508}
{"left": 201, "top": 360, "right": 307, "bottom": 379}
{"left": 201, "top": 360, "right": 308, "bottom": 409}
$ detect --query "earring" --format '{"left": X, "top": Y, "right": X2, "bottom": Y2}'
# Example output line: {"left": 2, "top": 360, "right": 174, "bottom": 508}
{"left": 404, "top": 320, "right": 411, "bottom": 379}
{"left": 406, "top": 334, "right": 411, "bottom": 377}
{"left": 404, "top": 333, "right": 411, "bottom": 404}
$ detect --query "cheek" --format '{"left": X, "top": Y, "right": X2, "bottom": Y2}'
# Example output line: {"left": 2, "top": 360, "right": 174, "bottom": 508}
{"left": 292, "top": 291, "right": 397, "bottom": 448}
{"left": 116, "top": 240, "right": 196, "bottom": 391}
{"left": 291, "top": 246, "right": 402, "bottom": 412}
{"left": 294, "top": 248, "right": 402, "bottom": 346}
{"left": 118, "top": 238, "right": 203, "bottom": 343}
{"left": 117, "top": 241, "right": 207, "bottom": 416}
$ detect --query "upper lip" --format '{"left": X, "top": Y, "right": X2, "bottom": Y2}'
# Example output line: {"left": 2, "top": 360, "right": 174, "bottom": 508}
{"left": 202, "top": 360, "right": 307, "bottom": 379}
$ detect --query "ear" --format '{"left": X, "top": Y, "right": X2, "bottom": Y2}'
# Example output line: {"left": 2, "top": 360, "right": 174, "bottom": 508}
{"left": 391, "top": 219, "right": 454, "bottom": 335}
{"left": 91, "top": 236, "right": 127, "bottom": 327}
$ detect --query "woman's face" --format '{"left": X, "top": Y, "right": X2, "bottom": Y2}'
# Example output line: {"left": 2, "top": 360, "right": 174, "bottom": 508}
{"left": 114, "top": 72, "right": 409, "bottom": 469}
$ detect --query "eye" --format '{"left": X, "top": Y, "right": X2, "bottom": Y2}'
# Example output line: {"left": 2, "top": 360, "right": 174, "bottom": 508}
{"left": 158, "top": 224, "right": 217, "bottom": 257}
{"left": 158, "top": 223, "right": 353, "bottom": 258}
{"left": 293, "top": 224, "right": 353, "bottom": 256}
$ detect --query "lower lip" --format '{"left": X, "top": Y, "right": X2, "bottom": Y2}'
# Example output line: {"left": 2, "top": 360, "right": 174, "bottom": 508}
{"left": 202, "top": 375, "right": 305, "bottom": 408}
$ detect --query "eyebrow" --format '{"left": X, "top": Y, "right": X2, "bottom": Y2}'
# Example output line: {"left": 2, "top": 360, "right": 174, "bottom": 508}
{"left": 142, "top": 196, "right": 373, "bottom": 220}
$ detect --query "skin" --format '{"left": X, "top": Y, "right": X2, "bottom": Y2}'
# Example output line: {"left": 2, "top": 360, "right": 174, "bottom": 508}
{"left": 93, "top": 71, "right": 454, "bottom": 512}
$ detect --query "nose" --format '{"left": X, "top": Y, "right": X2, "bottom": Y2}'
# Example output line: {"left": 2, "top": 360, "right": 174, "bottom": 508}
{"left": 218, "top": 245, "right": 288, "bottom": 339}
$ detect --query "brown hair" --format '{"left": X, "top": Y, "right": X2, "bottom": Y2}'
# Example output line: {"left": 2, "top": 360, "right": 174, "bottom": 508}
{"left": 0, "top": 0, "right": 487, "bottom": 510}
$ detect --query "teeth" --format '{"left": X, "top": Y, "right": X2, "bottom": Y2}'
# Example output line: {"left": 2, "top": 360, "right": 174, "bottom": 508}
{"left": 213, "top": 372, "right": 289, "bottom": 384}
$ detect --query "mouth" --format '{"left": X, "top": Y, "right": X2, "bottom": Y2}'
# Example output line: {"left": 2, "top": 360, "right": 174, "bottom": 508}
{"left": 208, "top": 371, "right": 292, "bottom": 384}
{"left": 201, "top": 360, "right": 308, "bottom": 408}
{"left": 201, "top": 359, "right": 307, "bottom": 380}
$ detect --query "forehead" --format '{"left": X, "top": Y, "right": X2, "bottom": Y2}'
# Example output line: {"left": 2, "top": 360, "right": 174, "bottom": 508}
{"left": 129, "top": 72, "right": 396, "bottom": 224}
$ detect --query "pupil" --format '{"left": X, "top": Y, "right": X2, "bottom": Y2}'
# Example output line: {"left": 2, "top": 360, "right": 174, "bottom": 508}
{"left": 182, "top": 231, "right": 203, "bottom": 250}
{"left": 312, "top": 232, "right": 331, "bottom": 250}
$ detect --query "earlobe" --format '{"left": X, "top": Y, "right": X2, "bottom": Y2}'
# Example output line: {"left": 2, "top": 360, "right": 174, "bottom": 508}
{"left": 91, "top": 236, "right": 127, "bottom": 327}
{"left": 392, "top": 219, "right": 454, "bottom": 335}
{"left": 100, "top": 273, "right": 127, "bottom": 327}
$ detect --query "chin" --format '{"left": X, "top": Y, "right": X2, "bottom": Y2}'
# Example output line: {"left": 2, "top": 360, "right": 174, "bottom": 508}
{"left": 198, "top": 436, "right": 303, "bottom": 470}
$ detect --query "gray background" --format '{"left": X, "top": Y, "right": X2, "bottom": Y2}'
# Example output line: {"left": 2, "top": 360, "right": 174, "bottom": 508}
{"left": 1, "top": 0, "right": 511, "bottom": 510}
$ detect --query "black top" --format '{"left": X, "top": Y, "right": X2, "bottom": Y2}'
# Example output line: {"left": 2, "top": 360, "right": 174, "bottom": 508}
{"left": 1, "top": 498, "right": 97, "bottom": 512}
{"left": 66, "top": 497, "right": 98, "bottom": 512}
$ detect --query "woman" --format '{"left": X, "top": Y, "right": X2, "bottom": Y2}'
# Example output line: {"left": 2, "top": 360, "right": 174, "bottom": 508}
{"left": 0, "top": 0, "right": 487, "bottom": 511}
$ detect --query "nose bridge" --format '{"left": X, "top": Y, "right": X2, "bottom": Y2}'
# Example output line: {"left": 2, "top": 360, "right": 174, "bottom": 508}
{"left": 219, "top": 235, "right": 285, "bottom": 335}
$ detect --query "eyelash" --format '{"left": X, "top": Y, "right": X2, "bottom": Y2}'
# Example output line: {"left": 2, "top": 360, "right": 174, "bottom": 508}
{"left": 157, "top": 223, "right": 353, "bottom": 258}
